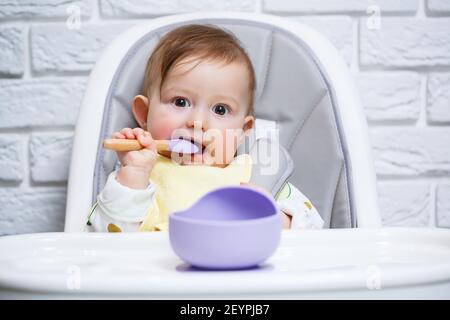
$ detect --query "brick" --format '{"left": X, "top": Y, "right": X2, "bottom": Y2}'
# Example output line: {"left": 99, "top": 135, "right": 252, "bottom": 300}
{"left": 427, "top": 0, "right": 450, "bottom": 13}
{"left": 100, "top": 0, "right": 256, "bottom": 17}
{"left": 0, "top": 0, "right": 92, "bottom": 19}
{"left": 0, "top": 135, "right": 24, "bottom": 182}
{"left": 263, "top": 0, "right": 418, "bottom": 14}
{"left": 377, "top": 182, "right": 430, "bottom": 227}
{"left": 427, "top": 73, "right": 450, "bottom": 123}
{"left": 0, "top": 188, "right": 66, "bottom": 235}
{"left": 356, "top": 72, "right": 421, "bottom": 122}
{"left": 0, "top": 78, "right": 86, "bottom": 128}
{"left": 360, "top": 18, "right": 450, "bottom": 67}
{"left": 0, "top": 27, "right": 24, "bottom": 77}
{"left": 30, "top": 133, "right": 73, "bottom": 183}
{"left": 31, "top": 23, "right": 132, "bottom": 73}
{"left": 292, "top": 17, "right": 353, "bottom": 65}
{"left": 370, "top": 128, "right": 450, "bottom": 176}
{"left": 436, "top": 183, "right": 450, "bottom": 228}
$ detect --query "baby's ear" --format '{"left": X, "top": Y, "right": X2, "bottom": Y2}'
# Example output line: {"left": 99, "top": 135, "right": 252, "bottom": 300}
{"left": 132, "top": 95, "right": 149, "bottom": 129}
{"left": 237, "top": 115, "right": 254, "bottom": 146}
{"left": 242, "top": 115, "right": 254, "bottom": 136}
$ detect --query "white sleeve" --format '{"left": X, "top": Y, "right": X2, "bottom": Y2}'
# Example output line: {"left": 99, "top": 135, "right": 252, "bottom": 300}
{"left": 276, "top": 182, "right": 324, "bottom": 230}
{"left": 85, "top": 169, "right": 155, "bottom": 232}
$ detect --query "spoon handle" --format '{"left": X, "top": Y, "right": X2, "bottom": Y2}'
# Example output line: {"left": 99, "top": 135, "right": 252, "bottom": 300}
{"left": 103, "top": 139, "right": 168, "bottom": 152}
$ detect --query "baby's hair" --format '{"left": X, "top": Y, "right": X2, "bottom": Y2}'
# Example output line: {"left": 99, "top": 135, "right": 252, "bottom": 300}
{"left": 143, "top": 24, "right": 256, "bottom": 115}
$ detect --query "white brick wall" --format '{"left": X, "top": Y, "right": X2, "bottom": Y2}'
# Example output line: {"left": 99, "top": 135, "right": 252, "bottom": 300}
{"left": 428, "top": 0, "right": 450, "bottom": 13}
{"left": 100, "top": 0, "right": 257, "bottom": 17}
{"left": 0, "top": 27, "right": 24, "bottom": 77}
{"left": 360, "top": 18, "right": 450, "bottom": 67}
{"left": 29, "top": 133, "right": 74, "bottom": 183}
{"left": 263, "top": 0, "right": 419, "bottom": 14}
{"left": 0, "top": 78, "right": 86, "bottom": 128}
{"left": 0, "top": 0, "right": 93, "bottom": 19}
{"left": 356, "top": 72, "right": 421, "bottom": 122}
{"left": 0, "top": 135, "right": 24, "bottom": 182}
{"left": 437, "top": 184, "right": 450, "bottom": 227}
{"left": 428, "top": 73, "right": 450, "bottom": 123}
{"left": 377, "top": 182, "right": 431, "bottom": 227}
{"left": 0, "top": 0, "right": 449, "bottom": 235}
{"left": 31, "top": 23, "right": 132, "bottom": 73}
{"left": 370, "top": 128, "right": 450, "bottom": 177}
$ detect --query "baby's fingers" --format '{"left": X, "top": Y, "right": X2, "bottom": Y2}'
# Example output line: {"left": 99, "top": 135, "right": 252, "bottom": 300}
{"left": 112, "top": 131, "right": 126, "bottom": 139}
{"left": 132, "top": 127, "right": 145, "bottom": 137}
{"left": 120, "top": 127, "right": 136, "bottom": 139}
{"left": 137, "top": 131, "right": 156, "bottom": 151}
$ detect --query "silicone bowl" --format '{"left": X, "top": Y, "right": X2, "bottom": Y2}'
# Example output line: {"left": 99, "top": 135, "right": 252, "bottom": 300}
{"left": 168, "top": 186, "right": 281, "bottom": 270}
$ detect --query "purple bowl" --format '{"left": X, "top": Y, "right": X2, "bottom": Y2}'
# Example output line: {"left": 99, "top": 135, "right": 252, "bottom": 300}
{"left": 168, "top": 186, "right": 281, "bottom": 270}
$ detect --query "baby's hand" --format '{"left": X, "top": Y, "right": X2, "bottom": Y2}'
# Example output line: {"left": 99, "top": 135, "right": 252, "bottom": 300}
{"left": 240, "top": 182, "right": 271, "bottom": 197}
{"left": 240, "top": 182, "right": 292, "bottom": 229}
{"left": 113, "top": 127, "right": 157, "bottom": 189}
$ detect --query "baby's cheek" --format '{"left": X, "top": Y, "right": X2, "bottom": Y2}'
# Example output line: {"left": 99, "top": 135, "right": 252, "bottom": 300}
{"left": 150, "top": 124, "right": 173, "bottom": 140}
{"left": 148, "top": 114, "right": 178, "bottom": 139}
{"left": 213, "top": 129, "right": 240, "bottom": 164}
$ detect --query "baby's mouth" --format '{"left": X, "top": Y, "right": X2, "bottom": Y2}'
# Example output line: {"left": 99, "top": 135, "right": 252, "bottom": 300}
{"left": 179, "top": 136, "right": 207, "bottom": 154}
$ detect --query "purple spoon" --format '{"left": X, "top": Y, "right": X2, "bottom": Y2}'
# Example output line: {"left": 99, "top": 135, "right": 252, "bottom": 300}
{"left": 166, "top": 139, "right": 200, "bottom": 154}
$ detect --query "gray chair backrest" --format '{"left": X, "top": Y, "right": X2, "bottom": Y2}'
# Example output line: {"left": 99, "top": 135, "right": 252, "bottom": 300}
{"left": 93, "top": 19, "right": 355, "bottom": 228}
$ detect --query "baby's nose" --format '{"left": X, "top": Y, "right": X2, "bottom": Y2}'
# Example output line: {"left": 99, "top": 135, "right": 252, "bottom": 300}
{"left": 187, "top": 119, "right": 207, "bottom": 132}
{"left": 187, "top": 110, "right": 208, "bottom": 131}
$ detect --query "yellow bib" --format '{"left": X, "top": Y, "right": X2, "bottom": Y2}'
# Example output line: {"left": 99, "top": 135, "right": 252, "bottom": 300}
{"left": 138, "top": 153, "right": 252, "bottom": 232}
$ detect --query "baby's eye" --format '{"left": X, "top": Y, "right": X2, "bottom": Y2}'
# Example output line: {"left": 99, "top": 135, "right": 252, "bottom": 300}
{"left": 212, "top": 104, "right": 229, "bottom": 116}
{"left": 172, "top": 97, "right": 191, "bottom": 108}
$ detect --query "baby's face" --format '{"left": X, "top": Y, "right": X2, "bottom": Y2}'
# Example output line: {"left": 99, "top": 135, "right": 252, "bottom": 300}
{"left": 145, "top": 58, "right": 254, "bottom": 167}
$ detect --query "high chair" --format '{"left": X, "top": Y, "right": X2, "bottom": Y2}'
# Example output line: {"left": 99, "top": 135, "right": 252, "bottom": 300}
{"left": 0, "top": 12, "right": 449, "bottom": 299}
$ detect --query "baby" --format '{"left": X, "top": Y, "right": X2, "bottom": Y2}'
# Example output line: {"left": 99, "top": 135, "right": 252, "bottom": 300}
{"left": 86, "top": 24, "right": 324, "bottom": 232}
